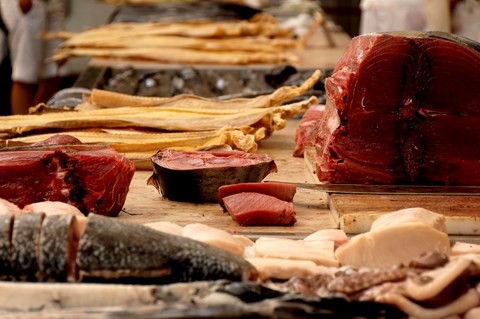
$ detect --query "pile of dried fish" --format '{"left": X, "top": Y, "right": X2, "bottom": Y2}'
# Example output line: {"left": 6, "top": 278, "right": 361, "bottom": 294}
{"left": 48, "top": 13, "right": 301, "bottom": 65}
{"left": 0, "top": 71, "right": 320, "bottom": 169}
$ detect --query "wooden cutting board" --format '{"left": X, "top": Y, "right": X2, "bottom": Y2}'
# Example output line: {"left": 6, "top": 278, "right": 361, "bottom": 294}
{"left": 304, "top": 147, "right": 480, "bottom": 235}
{"left": 328, "top": 193, "right": 480, "bottom": 235}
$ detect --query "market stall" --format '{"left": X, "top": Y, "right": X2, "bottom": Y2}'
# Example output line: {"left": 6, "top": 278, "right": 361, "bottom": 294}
{"left": 1, "top": 1, "right": 480, "bottom": 318}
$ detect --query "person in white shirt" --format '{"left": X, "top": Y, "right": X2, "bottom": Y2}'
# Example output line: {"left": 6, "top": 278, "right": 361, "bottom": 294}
{"left": 0, "top": 0, "right": 67, "bottom": 115}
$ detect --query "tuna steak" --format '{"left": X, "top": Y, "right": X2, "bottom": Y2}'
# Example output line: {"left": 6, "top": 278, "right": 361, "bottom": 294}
{"left": 218, "top": 182, "right": 296, "bottom": 208}
{"left": 76, "top": 214, "right": 258, "bottom": 283}
{"left": 0, "top": 135, "right": 135, "bottom": 216}
{"left": 223, "top": 192, "right": 296, "bottom": 226}
{"left": 316, "top": 31, "right": 480, "bottom": 184}
{"left": 149, "top": 149, "right": 277, "bottom": 202}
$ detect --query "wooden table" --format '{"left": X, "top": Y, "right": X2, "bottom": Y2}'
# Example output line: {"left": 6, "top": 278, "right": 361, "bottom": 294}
{"left": 118, "top": 118, "right": 338, "bottom": 238}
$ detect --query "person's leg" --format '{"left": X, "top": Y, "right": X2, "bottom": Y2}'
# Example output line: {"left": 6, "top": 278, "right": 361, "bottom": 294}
{"left": 11, "top": 81, "right": 35, "bottom": 114}
{"left": 33, "top": 77, "right": 62, "bottom": 105}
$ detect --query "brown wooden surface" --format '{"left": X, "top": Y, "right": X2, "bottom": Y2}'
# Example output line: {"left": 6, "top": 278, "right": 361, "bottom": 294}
{"left": 118, "top": 118, "right": 338, "bottom": 238}
{"left": 329, "top": 194, "right": 480, "bottom": 236}
{"left": 303, "top": 150, "right": 480, "bottom": 237}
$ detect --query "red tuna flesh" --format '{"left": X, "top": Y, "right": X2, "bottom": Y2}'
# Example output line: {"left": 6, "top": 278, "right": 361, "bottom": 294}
{"left": 223, "top": 192, "right": 296, "bottom": 226}
{"left": 0, "top": 144, "right": 135, "bottom": 216}
{"left": 316, "top": 31, "right": 480, "bottom": 185}
{"left": 293, "top": 104, "right": 325, "bottom": 158}
{"left": 218, "top": 182, "right": 296, "bottom": 207}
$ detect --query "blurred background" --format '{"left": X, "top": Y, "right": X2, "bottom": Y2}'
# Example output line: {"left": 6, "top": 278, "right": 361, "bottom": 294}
{"left": 0, "top": 0, "right": 478, "bottom": 115}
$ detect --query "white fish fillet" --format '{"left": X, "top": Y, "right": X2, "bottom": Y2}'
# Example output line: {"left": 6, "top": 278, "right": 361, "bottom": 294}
{"left": 254, "top": 237, "right": 338, "bottom": 267}
{"left": 335, "top": 208, "right": 450, "bottom": 268}
{"left": 182, "top": 223, "right": 248, "bottom": 256}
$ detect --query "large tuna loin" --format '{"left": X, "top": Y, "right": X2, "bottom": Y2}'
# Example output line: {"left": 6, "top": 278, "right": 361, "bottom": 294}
{"left": 0, "top": 136, "right": 135, "bottom": 216}
{"left": 316, "top": 32, "right": 480, "bottom": 184}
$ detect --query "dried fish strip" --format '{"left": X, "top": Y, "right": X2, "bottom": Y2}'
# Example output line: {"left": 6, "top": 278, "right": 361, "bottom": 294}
{"left": 86, "top": 69, "right": 321, "bottom": 109}
{"left": 0, "top": 97, "right": 316, "bottom": 137}
{"left": 6, "top": 127, "right": 259, "bottom": 153}
{"left": 48, "top": 13, "right": 298, "bottom": 65}
{"left": 58, "top": 35, "right": 299, "bottom": 53}
{"left": 52, "top": 46, "right": 299, "bottom": 66}
{"left": 55, "top": 15, "right": 291, "bottom": 41}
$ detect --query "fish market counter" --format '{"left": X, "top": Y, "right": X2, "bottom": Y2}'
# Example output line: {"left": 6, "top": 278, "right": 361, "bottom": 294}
{"left": 119, "top": 118, "right": 480, "bottom": 241}
{"left": 119, "top": 118, "right": 338, "bottom": 238}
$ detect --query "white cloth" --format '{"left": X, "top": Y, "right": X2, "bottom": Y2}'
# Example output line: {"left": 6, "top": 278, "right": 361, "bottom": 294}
{"left": 359, "top": 0, "right": 450, "bottom": 34}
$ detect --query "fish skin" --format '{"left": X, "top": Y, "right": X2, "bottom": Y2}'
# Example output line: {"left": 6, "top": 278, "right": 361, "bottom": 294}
{"left": 76, "top": 214, "right": 258, "bottom": 284}
{"left": 38, "top": 215, "right": 76, "bottom": 282}
{"left": 0, "top": 213, "right": 13, "bottom": 280}
{"left": 11, "top": 213, "right": 45, "bottom": 281}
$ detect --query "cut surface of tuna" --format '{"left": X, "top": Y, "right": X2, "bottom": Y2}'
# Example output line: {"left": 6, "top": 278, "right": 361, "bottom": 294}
{"left": 0, "top": 139, "right": 135, "bottom": 216}
{"left": 316, "top": 31, "right": 480, "bottom": 184}
{"left": 218, "top": 182, "right": 296, "bottom": 208}
{"left": 293, "top": 104, "right": 325, "bottom": 158}
{"left": 223, "top": 192, "right": 296, "bottom": 226}
{"left": 149, "top": 149, "right": 277, "bottom": 203}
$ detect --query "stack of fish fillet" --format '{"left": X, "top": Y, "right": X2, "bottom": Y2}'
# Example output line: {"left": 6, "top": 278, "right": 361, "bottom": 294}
{"left": 48, "top": 13, "right": 301, "bottom": 66}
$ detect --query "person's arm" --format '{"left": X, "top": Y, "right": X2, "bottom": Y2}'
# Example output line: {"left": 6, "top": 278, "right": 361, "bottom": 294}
{"left": 18, "top": 0, "right": 33, "bottom": 14}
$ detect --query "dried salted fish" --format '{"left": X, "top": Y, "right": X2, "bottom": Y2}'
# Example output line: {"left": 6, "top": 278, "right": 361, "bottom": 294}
{"left": 85, "top": 69, "right": 321, "bottom": 109}
{"left": 57, "top": 35, "right": 299, "bottom": 53}
{"left": 1, "top": 72, "right": 319, "bottom": 169}
{"left": 53, "top": 46, "right": 299, "bottom": 66}
{"left": 0, "top": 98, "right": 315, "bottom": 137}
{"left": 5, "top": 127, "right": 259, "bottom": 153}
{"left": 47, "top": 13, "right": 298, "bottom": 65}
{"left": 53, "top": 14, "right": 291, "bottom": 43}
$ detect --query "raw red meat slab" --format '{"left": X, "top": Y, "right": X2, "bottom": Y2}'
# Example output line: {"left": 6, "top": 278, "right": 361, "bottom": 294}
{"left": 315, "top": 32, "right": 480, "bottom": 185}
{"left": 218, "top": 182, "right": 296, "bottom": 207}
{"left": 223, "top": 192, "right": 296, "bottom": 226}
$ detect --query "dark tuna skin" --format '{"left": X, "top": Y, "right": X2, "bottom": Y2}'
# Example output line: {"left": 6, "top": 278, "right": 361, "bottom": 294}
{"left": 76, "top": 214, "right": 258, "bottom": 284}
{"left": 316, "top": 31, "right": 480, "bottom": 185}
{"left": 38, "top": 215, "right": 76, "bottom": 282}
{"left": 11, "top": 213, "right": 45, "bottom": 281}
{"left": 0, "top": 213, "right": 13, "bottom": 280}
{"left": 150, "top": 149, "right": 277, "bottom": 203}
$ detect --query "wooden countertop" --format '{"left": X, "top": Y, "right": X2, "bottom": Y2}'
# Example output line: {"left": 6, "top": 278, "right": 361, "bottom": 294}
{"left": 118, "top": 118, "right": 338, "bottom": 238}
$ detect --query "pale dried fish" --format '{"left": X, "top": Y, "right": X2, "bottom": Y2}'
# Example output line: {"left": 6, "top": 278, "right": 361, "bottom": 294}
{"left": 47, "top": 14, "right": 298, "bottom": 65}
{"left": 59, "top": 35, "right": 299, "bottom": 53}
{"left": 86, "top": 69, "right": 321, "bottom": 109}
{"left": 52, "top": 46, "right": 299, "bottom": 66}
{"left": 0, "top": 97, "right": 316, "bottom": 137}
